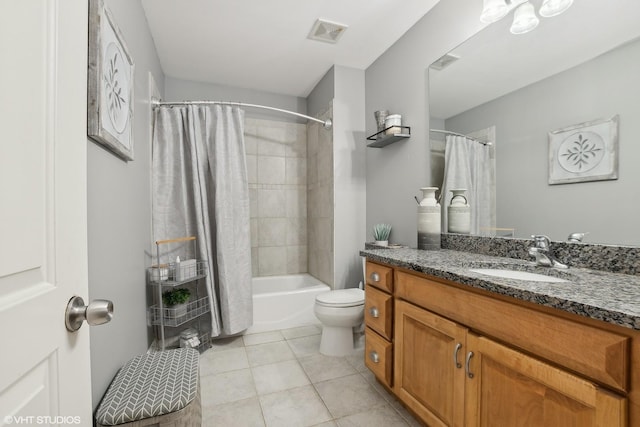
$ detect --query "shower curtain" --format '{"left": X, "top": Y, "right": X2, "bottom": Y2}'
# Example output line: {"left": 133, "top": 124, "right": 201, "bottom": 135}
{"left": 441, "top": 134, "right": 496, "bottom": 235}
{"left": 152, "top": 104, "right": 252, "bottom": 336}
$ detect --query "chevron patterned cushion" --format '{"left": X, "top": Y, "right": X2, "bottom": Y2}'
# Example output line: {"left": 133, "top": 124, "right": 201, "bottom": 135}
{"left": 95, "top": 348, "right": 199, "bottom": 426}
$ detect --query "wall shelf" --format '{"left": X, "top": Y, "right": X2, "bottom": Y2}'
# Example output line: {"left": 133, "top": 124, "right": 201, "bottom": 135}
{"left": 366, "top": 126, "right": 411, "bottom": 148}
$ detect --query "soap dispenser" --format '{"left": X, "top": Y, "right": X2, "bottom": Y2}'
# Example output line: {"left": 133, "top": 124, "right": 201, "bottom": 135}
{"left": 417, "top": 187, "right": 441, "bottom": 250}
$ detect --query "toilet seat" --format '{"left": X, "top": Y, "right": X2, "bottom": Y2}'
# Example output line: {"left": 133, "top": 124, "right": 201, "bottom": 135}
{"left": 315, "top": 288, "right": 365, "bottom": 308}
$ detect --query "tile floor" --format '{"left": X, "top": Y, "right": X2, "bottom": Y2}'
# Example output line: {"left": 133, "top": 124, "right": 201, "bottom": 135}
{"left": 199, "top": 325, "right": 422, "bottom": 427}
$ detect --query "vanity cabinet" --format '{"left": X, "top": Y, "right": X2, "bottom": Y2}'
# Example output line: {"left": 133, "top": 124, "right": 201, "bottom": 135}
{"left": 365, "top": 260, "right": 635, "bottom": 426}
{"left": 364, "top": 261, "right": 394, "bottom": 387}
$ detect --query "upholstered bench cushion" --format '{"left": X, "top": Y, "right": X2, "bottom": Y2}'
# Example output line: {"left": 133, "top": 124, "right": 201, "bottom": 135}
{"left": 96, "top": 348, "right": 199, "bottom": 426}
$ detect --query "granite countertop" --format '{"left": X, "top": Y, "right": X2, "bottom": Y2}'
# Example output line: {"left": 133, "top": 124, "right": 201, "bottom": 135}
{"left": 360, "top": 247, "right": 640, "bottom": 330}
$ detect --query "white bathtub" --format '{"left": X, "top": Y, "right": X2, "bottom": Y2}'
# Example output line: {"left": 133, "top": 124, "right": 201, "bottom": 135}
{"left": 245, "top": 274, "right": 330, "bottom": 334}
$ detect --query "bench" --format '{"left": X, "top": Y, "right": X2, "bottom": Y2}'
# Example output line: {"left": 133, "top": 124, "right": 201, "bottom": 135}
{"left": 96, "top": 348, "right": 201, "bottom": 427}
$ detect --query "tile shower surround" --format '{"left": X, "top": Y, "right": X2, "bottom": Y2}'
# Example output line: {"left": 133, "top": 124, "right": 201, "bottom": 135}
{"left": 200, "top": 326, "right": 420, "bottom": 426}
{"left": 246, "top": 110, "right": 334, "bottom": 286}
{"left": 245, "top": 118, "right": 308, "bottom": 277}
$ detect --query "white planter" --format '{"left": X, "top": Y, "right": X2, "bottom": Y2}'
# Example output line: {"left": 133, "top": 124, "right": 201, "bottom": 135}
{"left": 375, "top": 240, "right": 389, "bottom": 247}
{"left": 165, "top": 303, "right": 188, "bottom": 319}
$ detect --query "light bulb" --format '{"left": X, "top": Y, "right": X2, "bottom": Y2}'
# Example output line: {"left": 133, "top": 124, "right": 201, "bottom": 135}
{"left": 510, "top": 2, "right": 539, "bottom": 34}
{"left": 480, "top": 0, "right": 509, "bottom": 23}
{"left": 539, "top": 0, "right": 574, "bottom": 17}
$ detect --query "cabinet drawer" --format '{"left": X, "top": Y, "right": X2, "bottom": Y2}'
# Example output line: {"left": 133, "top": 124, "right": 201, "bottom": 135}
{"left": 366, "top": 261, "right": 394, "bottom": 293}
{"left": 365, "top": 327, "right": 393, "bottom": 387}
{"left": 396, "top": 271, "right": 630, "bottom": 392}
{"left": 365, "top": 286, "right": 393, "bottom": 339}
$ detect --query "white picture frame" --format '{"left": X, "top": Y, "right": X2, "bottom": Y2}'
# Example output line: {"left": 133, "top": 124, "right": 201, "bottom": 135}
{"left": 88, "top": 0, "right": 135, "bottom": 161}
{"left": 548, "top": 116, "right": 618, "bottom": 185}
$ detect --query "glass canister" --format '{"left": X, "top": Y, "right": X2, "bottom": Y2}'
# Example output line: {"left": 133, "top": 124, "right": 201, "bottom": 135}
{"left": 447, "top": 189, "right": 471, "bottom": 234}
{"left": 417, "top": 187, "right": 441, "bottom": 250}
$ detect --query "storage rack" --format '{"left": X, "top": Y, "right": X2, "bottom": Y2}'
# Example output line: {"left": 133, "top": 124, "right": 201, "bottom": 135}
{"left": 147, "top": 236, "right": 211, "bottom": 352}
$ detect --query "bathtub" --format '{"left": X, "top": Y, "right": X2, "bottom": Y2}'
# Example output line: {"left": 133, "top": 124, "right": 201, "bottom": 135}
{"left": 245, "top": 274, "right": 330, "bottom": 334}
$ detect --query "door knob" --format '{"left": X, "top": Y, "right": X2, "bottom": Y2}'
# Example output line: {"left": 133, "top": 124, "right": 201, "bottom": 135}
{"left": 65, "top": 296, "right": 114, "bottom": 332}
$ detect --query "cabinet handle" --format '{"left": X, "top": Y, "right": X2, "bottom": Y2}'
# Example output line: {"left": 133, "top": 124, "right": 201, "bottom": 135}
{"left": 369, "top": 307, "right": 379, "bottom": 318}
{"left": 370, "top": 272, "right": 380, "bottom": 282}
{"left": 465, "top": 351, "right": 475, "bottom": 379}
{"left": 453, "top": 343, "right": 462, "bottom": 368}
{"left": 369, "top": 351, "right": 380, "bottom": 363}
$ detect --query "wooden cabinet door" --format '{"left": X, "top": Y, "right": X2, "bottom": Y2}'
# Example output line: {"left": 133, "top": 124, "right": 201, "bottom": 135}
{"left": 394, "top": 300, "right": 468, "bottom": 427}
{"left": 465, "top": 333, "right": 627, "bottom": 427}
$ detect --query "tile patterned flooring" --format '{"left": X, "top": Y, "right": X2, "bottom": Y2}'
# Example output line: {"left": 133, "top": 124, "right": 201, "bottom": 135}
{"left": 200, "top": 325, "right": 422, "bottom": 427}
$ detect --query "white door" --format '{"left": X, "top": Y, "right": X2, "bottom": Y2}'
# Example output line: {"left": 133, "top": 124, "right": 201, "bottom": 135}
{"left": 0, "top": 1, "right": 92, "bottom": 425}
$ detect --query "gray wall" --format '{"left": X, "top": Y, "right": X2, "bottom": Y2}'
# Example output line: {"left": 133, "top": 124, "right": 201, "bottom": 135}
{"left": 306, "top": 67, "right": 335, "bottom": 118}
{"left": 446, "top": 39, "right": 640, "bottom": 245}
{"left": 88, "top": 0, "right": 165, "bottom": 408}
{"left": 333, "top": 66, "right": 366, "bottom": 288}
{"left": 365, "top": 0, "right": 484, "bottom": 247}
{"left": 165, "top": 76, "right": 307, "bottom": 123}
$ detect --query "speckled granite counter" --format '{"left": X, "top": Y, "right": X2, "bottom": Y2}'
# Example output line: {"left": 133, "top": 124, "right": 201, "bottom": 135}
{"left": 361, "top": 247, "right": 640, "bottom": 331}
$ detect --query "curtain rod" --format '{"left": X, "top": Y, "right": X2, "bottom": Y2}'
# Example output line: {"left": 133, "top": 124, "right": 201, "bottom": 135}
{"left": 430, "top": 129, "right": 492, "bottom": 146}
{"left": 151, "top": 99, "right": 332, "bottom": 130}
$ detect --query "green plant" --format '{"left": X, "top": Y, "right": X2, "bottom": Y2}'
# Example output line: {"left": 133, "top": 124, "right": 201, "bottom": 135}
{"left": 372, "top": 223, "right": 392, "bottom": 241}
{"left": 162, "top": 288, "right": 191, "bottom": 306}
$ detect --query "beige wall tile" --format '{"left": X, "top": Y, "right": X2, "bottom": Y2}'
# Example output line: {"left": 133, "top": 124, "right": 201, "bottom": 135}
{"left": 258, "top": 246, "right": 287, "bottom": 276}
{"left": 286, "top": 217, "right": 307, "bottom": 246}
{"left": 250, "top": 218, "right": 258, "bottom": 248}
{"left": 246, "top": 154, "right": 257, "bottom": 184}
{"left": 258, "top": 189, "right": 286, "bottom": 218}
{"left": 286, "top": 245, "right": 307, "bottom": 274}
{"left": 258, "top": 218, "right": 287, "bottom": 247}
{"left": 257, "top": 155, "right": 285, "bottom": 185}
{"left": 286, "top": 189, "right": 306, "bottom": 218}
{"left": 285, "top": 157, "right": 307, "bottom": 185}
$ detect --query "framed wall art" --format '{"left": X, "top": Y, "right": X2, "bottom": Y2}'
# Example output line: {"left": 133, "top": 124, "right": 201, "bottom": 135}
{"left": 88, "top": 0, "right": 135, "bottom": 161}
{"left": 548, "top": 116, "right": 618, "bottom": 185}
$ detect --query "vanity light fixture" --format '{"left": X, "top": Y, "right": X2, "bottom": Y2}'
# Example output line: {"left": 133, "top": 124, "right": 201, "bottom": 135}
{"left": 480, "top": 0, "right": 573, "bottom": 35}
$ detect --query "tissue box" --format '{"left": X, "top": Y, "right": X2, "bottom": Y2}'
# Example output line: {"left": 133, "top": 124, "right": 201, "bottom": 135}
{"left": 175, "top": 259, "right": 197, "bottom": 281}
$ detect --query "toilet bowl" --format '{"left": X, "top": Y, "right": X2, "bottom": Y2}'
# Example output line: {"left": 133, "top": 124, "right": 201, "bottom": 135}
{"left": 314, "top": 288, "right": 365, "bottom": 357}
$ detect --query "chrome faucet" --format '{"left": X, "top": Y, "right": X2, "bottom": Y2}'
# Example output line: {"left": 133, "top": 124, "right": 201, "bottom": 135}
{"left": 528, "top": 235, "right": 568, "bottom": 269}
{"left": 567, "top": 232, "right": 589, "bottom": 243}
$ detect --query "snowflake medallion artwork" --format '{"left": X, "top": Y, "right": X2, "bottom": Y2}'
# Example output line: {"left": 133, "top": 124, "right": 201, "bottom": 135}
{"left": 548, "top": 116, "right": 618, "bottom": 185}
{"left": 558, "top": 131, "right": 605, "bottom": 173}
{"left": 87, "top": 0, "right": 135, "bottom": 161}
{"left": 103, "top": 43, "right": 129, "bottom": 134}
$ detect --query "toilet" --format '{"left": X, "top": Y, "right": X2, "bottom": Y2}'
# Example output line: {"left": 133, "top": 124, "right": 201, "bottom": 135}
{"left": 314, "top": 287, "right": 365, "bottom": 357}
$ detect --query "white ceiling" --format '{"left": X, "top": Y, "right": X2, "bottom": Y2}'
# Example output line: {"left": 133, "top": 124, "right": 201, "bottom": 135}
{"left": 140, "top": 0, "right": 440, "bottom": 98}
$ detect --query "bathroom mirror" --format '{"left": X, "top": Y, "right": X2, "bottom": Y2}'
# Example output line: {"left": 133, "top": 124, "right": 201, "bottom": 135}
{"left": 428, "top": 0, "right": 640, "bottom": 246}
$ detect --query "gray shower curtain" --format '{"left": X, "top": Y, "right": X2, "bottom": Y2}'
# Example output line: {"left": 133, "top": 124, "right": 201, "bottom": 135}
{"left": 152, "top": 104, "right": 252, "bottom": 336}
{"left": 441, "top": 134, "right": 496, "bottom": 235}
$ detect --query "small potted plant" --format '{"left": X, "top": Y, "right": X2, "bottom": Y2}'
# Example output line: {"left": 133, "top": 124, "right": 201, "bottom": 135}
{"left": 162, "top": 288, "right": 191, "bottom": 319}
{"left": 372, "top": 223, "right": 392, "bottom": 246}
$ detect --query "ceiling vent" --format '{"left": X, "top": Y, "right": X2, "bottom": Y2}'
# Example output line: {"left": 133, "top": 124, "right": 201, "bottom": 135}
{"left": 308, "top": 18, "right": 348, "bottom": 44}
{"left": 430, "top": 53, "right": 461, "bottom": 71}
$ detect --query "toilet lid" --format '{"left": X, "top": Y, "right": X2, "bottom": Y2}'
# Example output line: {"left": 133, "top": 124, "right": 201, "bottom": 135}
{"left": 316, "top": 288, "right": 365, "bottom": 307}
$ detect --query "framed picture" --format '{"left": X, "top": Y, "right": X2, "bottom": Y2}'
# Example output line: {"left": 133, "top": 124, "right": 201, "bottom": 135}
{"left": 548, "top": 116, "right": 618, "bottom": 185}
{"left": 88, "top": 0, "right": 135, "bottom": 161}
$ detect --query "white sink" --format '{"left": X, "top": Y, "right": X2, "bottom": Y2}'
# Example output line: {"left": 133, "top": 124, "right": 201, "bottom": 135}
{"left": 469, "top": 268, "right": 569, "bottom": 283}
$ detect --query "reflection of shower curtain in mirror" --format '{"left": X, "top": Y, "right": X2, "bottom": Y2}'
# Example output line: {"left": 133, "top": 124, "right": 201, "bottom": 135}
{"left": 442, "top": 132, "right": 496, "bottom": 235}
{"left": 152, "top": 104, "right": 252, "bottom": 336}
